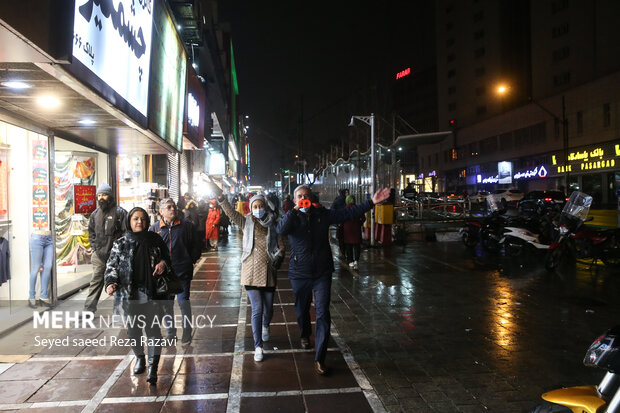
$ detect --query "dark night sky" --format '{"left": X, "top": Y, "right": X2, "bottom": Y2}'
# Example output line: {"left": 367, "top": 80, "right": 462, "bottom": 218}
{"left": 219, "top": 1, "right": 435, "bottom": 185}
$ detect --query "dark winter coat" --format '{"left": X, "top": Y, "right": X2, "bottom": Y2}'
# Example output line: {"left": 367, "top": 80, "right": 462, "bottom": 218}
{"left": 330, "top": 189, "right": 348, "bottom": 210}
{"left": 103, "top": 232, "right": 172, "bottom": 301}
{"left": 343, "top": 204, "right": 365, "bottom": 244}
{"left": 276, "top": 200, "right": 373, "bottom": 279}
{"left": 149, "top": 218, "right": 200, "bottom": 278}
{"left": 88, "top": 205, "right": 128, "bottom": 261}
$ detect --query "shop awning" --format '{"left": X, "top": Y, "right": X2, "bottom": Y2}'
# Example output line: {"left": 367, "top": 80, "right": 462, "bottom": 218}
{"left": 390, "top": 131, "right": 453, "bottom": 150}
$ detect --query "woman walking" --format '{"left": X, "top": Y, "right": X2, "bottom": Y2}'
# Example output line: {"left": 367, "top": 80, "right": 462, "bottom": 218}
{"left": 205, "top": 201, "right": 221, "bottom": 251}
{"left": 104, "top": 207, "right": 171, "bottom": 385}
{"left": 343, "top": 195, "right": 364, "bottom": 269}
{"left": 213, "top": 185, "right": 284, "bottom": 362}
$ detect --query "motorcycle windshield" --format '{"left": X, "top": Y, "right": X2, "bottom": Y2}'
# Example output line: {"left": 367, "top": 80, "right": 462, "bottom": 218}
{"left": 562, "top": 191, "right": 592, "bottom": 221}
{"left": 486, "top": 196, "right": 502, "bottom": 213}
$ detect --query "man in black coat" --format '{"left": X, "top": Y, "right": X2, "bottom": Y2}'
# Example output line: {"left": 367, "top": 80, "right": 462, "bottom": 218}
{"left": 84, "top": 184, "right": 127, "bottom": 314}
{"left": 277, "top": 185, "right": 390, "bottom": 374}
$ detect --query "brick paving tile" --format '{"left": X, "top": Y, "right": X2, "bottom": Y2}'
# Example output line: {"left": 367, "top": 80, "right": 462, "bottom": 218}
{"left": 161, "top": 399, "right": 227, "bottom": 412}
{"left": 0, "top": 360, "right": 67, "bottom": 381}
{"left": 95, "top": 402, "right": 164, "bottom": 412}
{"left": 0, "top": 380, "right": 46, "bottom": 404}
{"left": 305, "top": 392, "right": 375, "bottom": 413}
{"left": 169, "top": 372, "right": 231, "bottom": 395}
{"left": 28, "top": 377, "right": 108, "bottom": 402}
{"left": 240, "top": 395, "right": 305, "bottom": 413}
{"left": 106, "top": 373, "right": 175, "bottom": 397}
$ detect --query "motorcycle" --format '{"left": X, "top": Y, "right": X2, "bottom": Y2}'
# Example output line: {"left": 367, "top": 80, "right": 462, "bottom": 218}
{"left": 502, "top": 200, "right": 559, "bottom": 257}
{"left": 545, "top": 191, "right": 593, "bottom": 272}
{"left": 460, "top": 202, "right": 508, "bottom": 251}
{"left": 531, "top": 325, "right": 620, "bottom": 413}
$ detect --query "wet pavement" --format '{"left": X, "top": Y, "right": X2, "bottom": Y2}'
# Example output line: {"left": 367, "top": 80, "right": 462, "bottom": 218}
{"left": 0, "top": 227, "right": 620, "bottom": 412}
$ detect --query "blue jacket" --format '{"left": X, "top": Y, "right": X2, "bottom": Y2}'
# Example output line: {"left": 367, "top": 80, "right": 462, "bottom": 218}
{"left": 276, "top": 200, "right": 373, "bottom": 279}
{"left": 149, "top": 218, "right": 200, "bottom": 278}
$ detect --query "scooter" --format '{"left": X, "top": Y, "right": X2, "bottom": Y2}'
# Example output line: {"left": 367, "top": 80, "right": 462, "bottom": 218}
{"left": 530, "top": 325, "right": 620, "bottom": 413}
{"left": 501, "top": 202, "right": 558, "bottom": 256}
{"left": 545, "top": 192, "right": 593, "bottom": 272}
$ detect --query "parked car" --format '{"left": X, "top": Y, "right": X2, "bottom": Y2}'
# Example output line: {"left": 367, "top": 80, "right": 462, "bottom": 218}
{"left": 488, "top": 189, "right": 525, "bottom": 207}
{"left": 518, "top": 190, "right": 567, "bottom": 214}
{"left": 471, "top": 190, "right": 490, "bottom": 203}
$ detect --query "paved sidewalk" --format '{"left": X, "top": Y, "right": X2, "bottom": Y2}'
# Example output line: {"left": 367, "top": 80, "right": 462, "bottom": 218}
{"left": 0, "top": 231, "right": 383, "bottom": 413}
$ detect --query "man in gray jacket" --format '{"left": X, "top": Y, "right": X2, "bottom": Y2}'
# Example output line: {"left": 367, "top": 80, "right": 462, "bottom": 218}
{"left": 83, "top": 184, "right": 127, "bottom": 314}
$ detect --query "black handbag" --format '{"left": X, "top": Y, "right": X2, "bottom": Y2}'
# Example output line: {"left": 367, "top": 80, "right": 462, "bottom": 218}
{"left": 155, "top": 271, "right": 184, "bottom": 297}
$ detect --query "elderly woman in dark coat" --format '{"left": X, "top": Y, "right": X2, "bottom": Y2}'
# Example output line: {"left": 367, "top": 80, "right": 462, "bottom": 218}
{"left": 104, "top": 207, "right": 171, "bottom": 385}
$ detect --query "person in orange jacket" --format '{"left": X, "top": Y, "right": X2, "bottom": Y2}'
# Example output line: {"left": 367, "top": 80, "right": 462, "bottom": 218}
{"left": 205, "top": 201, "right": 221, "bottom": 251}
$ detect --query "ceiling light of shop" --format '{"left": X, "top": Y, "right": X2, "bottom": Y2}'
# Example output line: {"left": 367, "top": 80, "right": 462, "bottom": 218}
{"left": 78, "top": 118, "right": 96, "bottom": 125}
{"left": 37, "top": 95, "right": 60, "bottom": 108}
{"left": 2, "top": 81, "right": 31, "bottom": 89}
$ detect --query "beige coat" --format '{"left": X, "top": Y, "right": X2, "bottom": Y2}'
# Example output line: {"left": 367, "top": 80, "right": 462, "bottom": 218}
{"left": 219, "top": 198, "right": 284, "bottom": 287}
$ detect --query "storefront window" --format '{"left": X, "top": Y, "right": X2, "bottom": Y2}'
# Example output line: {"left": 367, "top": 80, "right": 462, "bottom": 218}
{"left": 54, "top": 138, "right": 108, "bottom": 297}
{"left": 0, "top": 121, "right": 51, "bottom": 317}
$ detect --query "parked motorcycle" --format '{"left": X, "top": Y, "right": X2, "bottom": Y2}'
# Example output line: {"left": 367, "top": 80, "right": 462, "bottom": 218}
{"left": 545, "top": 191, "right": 593, "bottom": 272}
{"left": 530, "top": 325, "right": 620, "bottom": 413}
{"left": 460, "top": 199, "right": 508, "bottom": 251}
{"left": 502, "top": 200, "right": 559, "bottom": 257}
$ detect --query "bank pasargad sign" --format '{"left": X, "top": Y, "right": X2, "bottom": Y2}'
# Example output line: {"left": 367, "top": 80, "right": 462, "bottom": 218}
{"left": 71, "top": 0, "right": 154, "bottom": 124}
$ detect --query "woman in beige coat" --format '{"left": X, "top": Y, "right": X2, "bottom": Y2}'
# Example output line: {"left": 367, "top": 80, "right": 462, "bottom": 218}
{"left": 215, "top": 186, "right": 284, "bottom": 362}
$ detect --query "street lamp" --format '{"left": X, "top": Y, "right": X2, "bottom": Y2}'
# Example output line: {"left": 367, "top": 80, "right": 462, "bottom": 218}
{"left": 349, "top": 114, "right": 376, "bottom": 246}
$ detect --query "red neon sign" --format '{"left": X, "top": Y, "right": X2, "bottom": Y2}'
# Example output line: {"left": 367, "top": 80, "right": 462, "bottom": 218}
{"left": 396, "top": 67, "right": 411, "bottom": 80}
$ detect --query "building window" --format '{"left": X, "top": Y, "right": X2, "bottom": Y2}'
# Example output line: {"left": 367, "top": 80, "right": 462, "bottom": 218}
{"left": 474, "top": 30, "right": 485, "bottom": 40}
{"left": 604, "top": 103, "right": 611, "bottom": 127}
{"left": 576, "top": 111, "right": 583, "bottom": 135}
{"left": 552, "top": 0, "right": 569, "bottom": 14}
{"left": 475, "top": 67, "right": 485, "bottom": 77}
{"left": 447, "top": 53, "right": 455, "bottom": 63}
{"left": 553, "top": 72, "right": 571, "bottom": 86}
{"left": 446, "top": 22, "right": 454, "bottom": 31}
{"left": 447, "top": 69, "right": 456, "bottom": 78}
{"left": 499, "top": 132, "right": 512, "bottom": 151}
{"left": 474, "top": 47, "right": 485, "bottom": 58}
{"left": 448, "top": 102, "right": 456, "bottom": 111}
{"left": 473, "top": 10, "right": 484, "bottom": 22}
{"left": 446, "top": 38, "right": 455, "bottom": 47}
{"left": 552, "top": 47, "right": 570, "bottom": 62}
{"left": 448, "top": 85, "right": 456, "bottom": 95}
{"left": 475, "top": 86, "right": 486, "bottom": 96}
{"left": 476, "top": 105, "right": 487, "bottom": 115}
{"left": 552, "top": 23, "right": 569, "bottom": 38}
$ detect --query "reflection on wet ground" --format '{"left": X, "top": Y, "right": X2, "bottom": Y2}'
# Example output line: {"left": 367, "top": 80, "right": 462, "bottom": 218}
{"left": 330, "top": 238, "right": 620, "bottom": 412}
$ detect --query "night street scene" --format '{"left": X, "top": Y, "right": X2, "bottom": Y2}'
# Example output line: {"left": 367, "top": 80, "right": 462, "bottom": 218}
{"left": 1, "top": 0, "right": 620, "bottom": 412}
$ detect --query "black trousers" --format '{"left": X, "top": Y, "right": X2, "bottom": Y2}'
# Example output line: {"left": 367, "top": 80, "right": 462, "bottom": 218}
{"left": 125, "top": 301, "right": 163, "bottom": 357}
{"left": 345, "top": 244, "right": 361, "bottom": 262}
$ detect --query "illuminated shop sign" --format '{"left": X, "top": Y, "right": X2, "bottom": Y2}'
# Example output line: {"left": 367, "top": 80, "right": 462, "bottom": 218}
{"left": 552, "top": 142, "right": 620, "bottom": 174}
{"left": 148, "top": 0, "right": 187, "bottom": 150}
{"left": 482, "top": 175, "right": 499, "bottom": 184}
{"left": 428, "top": 170, "right": 437, "bottom": 177}
{"left": 396, "top": 67, "right": 411, "bottom": 80}
{"left": 497, "top": 161, "right": 512, "bottom": 184}
{"left": 418, "top": 173, "right": 424, "bottom": 179}
{"left": 72, "top": 0, "right": 154, "bottom": 121}
{"left": 513, "top": 165, "right": 548, "bottom": 180}
{"left": 187, "top": 94, "right": 199, "bottom": 127}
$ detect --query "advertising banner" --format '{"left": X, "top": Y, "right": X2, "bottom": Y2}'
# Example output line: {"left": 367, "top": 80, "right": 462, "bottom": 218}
{"left": 74, "top": 185, "right": 97, "bottom": 214}
{"left": 69, "top": 0, "right": 155, "bottom": 126}
{"left": 148, "top": 0, "right": 187, "bottom": 151}
{"left": 31, "top": 138, "right": 49, "bottom": 229}
{"left": 184, "top": 67, "right": 207, "bottom": 148}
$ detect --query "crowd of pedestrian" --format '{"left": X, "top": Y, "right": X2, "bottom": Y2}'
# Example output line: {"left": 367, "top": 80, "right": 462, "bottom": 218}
{"left": 79, "top": 181, "right": 388, "bottom": 385}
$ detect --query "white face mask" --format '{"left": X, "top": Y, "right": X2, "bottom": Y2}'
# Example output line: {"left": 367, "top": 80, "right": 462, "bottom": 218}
{"left": 252, "top": 209, "right": 266, "bottom": 219}
{"left": 299, "top": 207, "right": 309, "bottom": 213}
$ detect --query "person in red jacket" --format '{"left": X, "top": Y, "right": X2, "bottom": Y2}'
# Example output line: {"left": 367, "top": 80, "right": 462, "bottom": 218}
{"left": 205, "top": 201, "right": 221, "bottom": 251}
{"left": 343, "top": 195, "right": 364, "bottom": 270}
{"left": 282, "top": 194, "right": 294, "bottom": 214}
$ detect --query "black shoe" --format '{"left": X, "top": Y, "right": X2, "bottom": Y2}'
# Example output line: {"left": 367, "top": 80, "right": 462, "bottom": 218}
{"left": 300, "top": 337, "right": 312, "bottom": 350}
{"left": 181, "top": 328, "right": 192, "bottom": 344}
{"left": 133, "top": 356, "right": 146, "bottom": 374}
{"left": 146, "top": 356, "right": 160, "bottom": 385}
{"left": 314, "top": 360, "right": 329, "bottom": 375}
{"left": 166, "top": 332, "right": 177, "bottom": 341}
{"left": 28, "top": 299, "right": 37, "bottom": 309}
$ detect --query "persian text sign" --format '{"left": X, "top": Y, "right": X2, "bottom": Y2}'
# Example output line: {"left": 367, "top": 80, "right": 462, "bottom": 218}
{"left": 74, "top": 185, "right": 97, "bottom": 214}
{"left": 72, "top": 0, "right": 154, "bottom": 116}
